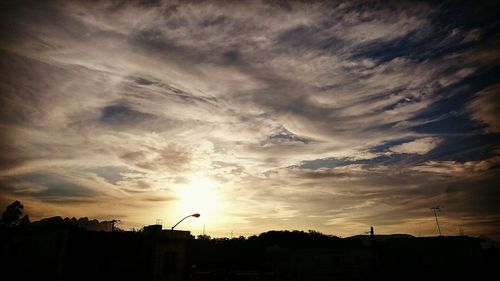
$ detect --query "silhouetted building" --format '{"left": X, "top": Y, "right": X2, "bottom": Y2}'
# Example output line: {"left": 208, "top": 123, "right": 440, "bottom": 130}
{"left": 187, "top": 233, "right": 488, "bottom": 281}
{"left": 1, "top": 225, "right": 190, "bottom": 281}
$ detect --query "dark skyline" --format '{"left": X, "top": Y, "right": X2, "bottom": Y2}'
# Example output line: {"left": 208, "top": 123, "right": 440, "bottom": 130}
{"left": 0, "top": 0, "right": 499, "bottom": 239}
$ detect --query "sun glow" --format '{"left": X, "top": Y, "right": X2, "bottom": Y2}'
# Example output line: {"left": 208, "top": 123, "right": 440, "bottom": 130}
{"left": 178, "top": 173, "right": 219, "bottom": 223}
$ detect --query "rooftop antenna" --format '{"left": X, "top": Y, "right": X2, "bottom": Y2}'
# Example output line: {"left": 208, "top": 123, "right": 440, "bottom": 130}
{"left": 430, "top": 206, "right": 442, "bottom": 236}
{"left": 156, "top": 219, "right": 163, "bottom": 226}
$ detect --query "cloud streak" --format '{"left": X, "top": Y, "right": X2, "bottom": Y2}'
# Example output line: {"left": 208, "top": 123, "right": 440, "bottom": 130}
{"left": 389, "top": 137, "right": 442, "bottom": 155}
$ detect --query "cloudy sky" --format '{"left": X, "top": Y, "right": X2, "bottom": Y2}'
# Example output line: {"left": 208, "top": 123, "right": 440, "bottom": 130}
{"left": 1, "top": 0, "right": 499, "bottom": 239}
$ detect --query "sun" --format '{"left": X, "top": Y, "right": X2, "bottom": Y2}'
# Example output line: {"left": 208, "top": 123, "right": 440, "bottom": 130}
{"left": 178, "top": 173, "right": 219, "bottom": 222}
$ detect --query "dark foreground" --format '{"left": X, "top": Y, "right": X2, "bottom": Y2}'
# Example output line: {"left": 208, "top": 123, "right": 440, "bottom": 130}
{"left": 1, "top": 219, "right": 499, "bottom": 281}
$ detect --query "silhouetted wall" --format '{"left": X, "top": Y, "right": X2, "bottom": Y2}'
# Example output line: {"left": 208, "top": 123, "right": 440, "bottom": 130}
{"left": 1, "top": 226, "right": 190, "bottom": 281}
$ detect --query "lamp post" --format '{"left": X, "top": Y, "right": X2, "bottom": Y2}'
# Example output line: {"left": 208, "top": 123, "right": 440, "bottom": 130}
{"left": 171, "top": 213, "right": 200, "bottom": 230}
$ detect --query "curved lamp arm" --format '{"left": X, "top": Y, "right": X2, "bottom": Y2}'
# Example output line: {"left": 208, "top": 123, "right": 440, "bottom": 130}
{"left": 171, "top": 213, "right": 200, "bottom": 230}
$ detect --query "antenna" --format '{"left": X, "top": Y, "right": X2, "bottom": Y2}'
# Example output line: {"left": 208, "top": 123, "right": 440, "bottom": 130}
{"left": 156, "top": 219, "right": 163, "bottom": 226}
{"left": 430, "top": 206, "right": 442, "bottom": 236}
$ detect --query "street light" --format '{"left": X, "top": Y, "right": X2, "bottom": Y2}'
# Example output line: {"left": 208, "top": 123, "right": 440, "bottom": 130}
{"left": 171, "top": 213, "right": 200, "bottom": 230}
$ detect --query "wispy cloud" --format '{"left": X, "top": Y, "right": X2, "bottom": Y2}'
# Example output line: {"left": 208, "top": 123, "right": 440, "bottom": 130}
{"left": 469, "top": 83, "right": 500, "bottom": 133}
{"left": 389, "top": 137, "right": 442, "bottom": 155}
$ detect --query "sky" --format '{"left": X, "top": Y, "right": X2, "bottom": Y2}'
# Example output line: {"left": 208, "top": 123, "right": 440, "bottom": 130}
{"left": 0, "top": 0, "right": 499, "bottom": 239}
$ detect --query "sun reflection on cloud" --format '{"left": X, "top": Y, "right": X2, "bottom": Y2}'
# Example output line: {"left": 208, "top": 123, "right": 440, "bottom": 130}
{"left": 178, "top": 173, "right": 219, "bottom": 225}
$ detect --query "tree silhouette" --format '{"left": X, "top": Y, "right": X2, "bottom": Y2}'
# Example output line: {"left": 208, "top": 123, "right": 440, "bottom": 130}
{"left": 0, "top": 200, "right": 30, "bottom": 227}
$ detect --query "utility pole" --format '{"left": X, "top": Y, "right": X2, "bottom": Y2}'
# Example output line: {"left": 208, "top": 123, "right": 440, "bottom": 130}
{"left": 431, "top": 206, "right": 442, "bottom": 236}
{"left": 370, "top": 226, "right": 377, "bottom": 272}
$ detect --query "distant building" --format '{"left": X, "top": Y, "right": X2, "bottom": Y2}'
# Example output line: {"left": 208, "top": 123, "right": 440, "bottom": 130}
{"left": 265, "top": 245, "right": 372, "bottom": 281}
{"left": 1, "top": 225, "right": 190, "bottom": 281}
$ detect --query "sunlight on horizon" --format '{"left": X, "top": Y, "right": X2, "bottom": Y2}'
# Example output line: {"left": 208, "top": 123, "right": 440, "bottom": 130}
{"left": 177, "top": 173, "right": 220, "bottom": 228}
